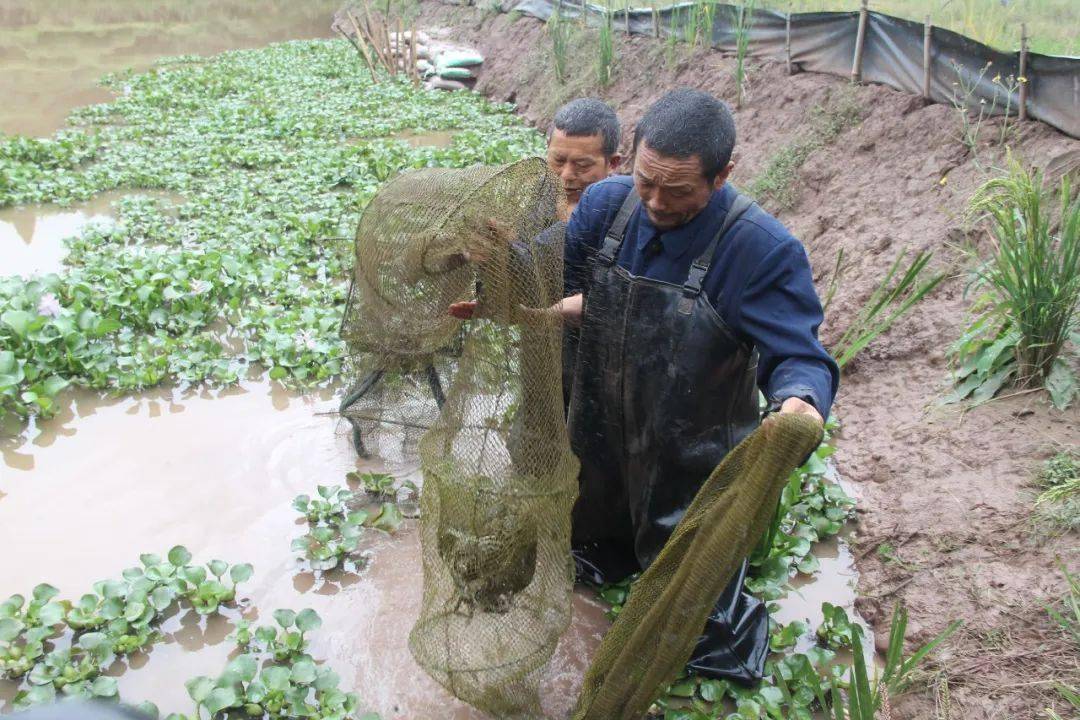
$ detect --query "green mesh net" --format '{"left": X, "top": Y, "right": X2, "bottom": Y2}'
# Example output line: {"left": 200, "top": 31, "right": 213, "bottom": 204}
{"left": 340, "top": 158, "right": 579, "bottom": 718}
{"left": 571, "top": 414, "right": 824, "bottom": 720}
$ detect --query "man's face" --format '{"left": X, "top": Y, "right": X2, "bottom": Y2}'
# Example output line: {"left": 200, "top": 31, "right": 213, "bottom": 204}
{"left": 633, "top": 142, "right": 731, "bottom": 231}
{"left": 547, "top": 129, "right": 619, "bottom": 210}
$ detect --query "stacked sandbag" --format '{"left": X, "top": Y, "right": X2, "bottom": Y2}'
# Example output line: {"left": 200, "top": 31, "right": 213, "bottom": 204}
{"left": 424, "top": 46, "right": 484, "bottom": 92}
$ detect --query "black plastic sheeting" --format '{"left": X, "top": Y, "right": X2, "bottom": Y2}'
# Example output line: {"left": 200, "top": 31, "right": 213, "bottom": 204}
{"left": 507, "top": 0, "right": 1079, "bottom": 138}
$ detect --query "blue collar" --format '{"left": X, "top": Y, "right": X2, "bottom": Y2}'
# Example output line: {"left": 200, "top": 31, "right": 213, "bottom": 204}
{"left": 633, "top": 184, "right": 735, "bottom": 261}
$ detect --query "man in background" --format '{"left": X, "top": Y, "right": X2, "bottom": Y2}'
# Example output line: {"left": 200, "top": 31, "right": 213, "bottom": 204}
{"left": 546, "top": 98, "right": 622, "bottom": 214}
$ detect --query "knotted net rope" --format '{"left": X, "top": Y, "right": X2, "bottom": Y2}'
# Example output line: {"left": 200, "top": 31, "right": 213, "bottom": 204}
{"left": 340, "top": 158, "right": 578, "bottom": 718}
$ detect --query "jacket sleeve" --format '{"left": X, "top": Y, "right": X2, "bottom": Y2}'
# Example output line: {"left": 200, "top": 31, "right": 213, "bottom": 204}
{"left": 563, "top": 181, "right": 625, "bottom": 297}
{"left": 736, "top": 238, "right": 839, "bottom": 417}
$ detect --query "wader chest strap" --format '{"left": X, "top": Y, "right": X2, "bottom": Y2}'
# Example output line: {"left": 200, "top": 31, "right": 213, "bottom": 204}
{"left": 682, "top": 193, "right": 756, "bottom": 299}
{"left": 596, "top": 187, "right": 641, "bottom": 267}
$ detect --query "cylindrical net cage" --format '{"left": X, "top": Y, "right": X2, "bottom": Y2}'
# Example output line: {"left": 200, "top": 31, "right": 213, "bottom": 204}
{"left": 340, "top": 158, "right": 579, "bottom": 718}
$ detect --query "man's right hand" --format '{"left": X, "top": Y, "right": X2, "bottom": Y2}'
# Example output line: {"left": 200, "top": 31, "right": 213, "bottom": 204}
{"left": 447, "top": 293, "right": 584, "bottom": 326}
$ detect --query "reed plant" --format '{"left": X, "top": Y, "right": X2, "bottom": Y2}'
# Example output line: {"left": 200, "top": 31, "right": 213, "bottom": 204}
{"left": 732, "top": 0, "right": 757, "bottom": 106}
{"left": 547, "top": 2, "right": 572, "bottom": 84}
{"left": 832, "top": 606, "right": 961, "bottom": 719}
{"left": 951, "top": 156, "right": 1080, "bottom": 409}
{"left": 597, "top": 0, "right": 616, "bottom": 86}
{"left": 831, "top": 250, "right": 946, "bottom": 369}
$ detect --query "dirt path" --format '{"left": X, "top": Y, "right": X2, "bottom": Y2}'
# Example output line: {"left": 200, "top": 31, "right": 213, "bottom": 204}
{"left": 410, "top": 3, "right": 1080, "bottom": 717}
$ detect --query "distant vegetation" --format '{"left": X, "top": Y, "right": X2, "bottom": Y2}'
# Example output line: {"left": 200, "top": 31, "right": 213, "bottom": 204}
{"left": 758, "top": 0, "right": 1079, "bottom": 56}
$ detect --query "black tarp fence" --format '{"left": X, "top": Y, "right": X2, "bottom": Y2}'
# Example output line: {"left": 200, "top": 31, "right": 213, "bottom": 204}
{"left": 505, "top": 0, "right": 1079, "bottom": 138}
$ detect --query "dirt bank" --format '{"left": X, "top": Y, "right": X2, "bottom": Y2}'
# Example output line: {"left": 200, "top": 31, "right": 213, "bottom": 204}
{"left": 409, "top": 3, "right": 1080, "bottom": 717}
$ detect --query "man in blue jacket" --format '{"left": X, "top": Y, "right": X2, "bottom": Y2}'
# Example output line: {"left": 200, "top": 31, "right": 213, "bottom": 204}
{"left": 562, "top": 88, "right": 838, "bottom": 684}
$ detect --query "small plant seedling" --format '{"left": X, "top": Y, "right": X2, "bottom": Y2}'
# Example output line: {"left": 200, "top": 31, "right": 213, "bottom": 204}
{"left": 816, "top": 602, "right": 856, "bottom": 649}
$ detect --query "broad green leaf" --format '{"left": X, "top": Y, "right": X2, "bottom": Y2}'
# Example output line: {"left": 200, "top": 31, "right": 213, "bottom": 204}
{"left": 1046, "top": 359, "right": 1076, "bottom": 411}
{"left": 185, "top": 676, "right": 215, "bottom": 704}
{"left": 167, "top": 545, "right": 192, "bottom": 566}
{"left": 2, "top": 310, "right": 33, "bottom": 338}
{"left": 229, "top": 563, "right": 253, "bottom": 584}
{"left": 91, "top": 676, "right": 119, "bottom": 697}
{"left": 226, "top": 653, "right": 259, "bottom": 683}
{"left": 291, "top": 658, "right": 317, "bottom": 684}
{"left": 261, "top": 665, "right": 291, "bottom": 691}
{"left": 32, "top": 584, "right": 59, "bottom": 603}
{"left": 151, "top": 586, "right": 175, "bottom": 611}
{"left": 295, "top": 608, "right": 322, "bottom": 633}
{"left": 0, "top": 617, "right": 24, "bottom": 641}
{"left": 203, "top": 687, "right": 239, "bottom": 715}
{"left": 208, "top": 559, "right": 228, "bottom": 578}
{"left": 274, "top": 609, "right": 297, "bottom": 628}
{"left": 371, "top": 502, "right": 403, "bottom": 533}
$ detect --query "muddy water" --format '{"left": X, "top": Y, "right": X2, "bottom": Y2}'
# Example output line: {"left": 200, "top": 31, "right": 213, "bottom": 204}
{"left": 0, "top": 0, "right": 342, "bottom": 138}
{"left": 0, "top": 190, "right": 182, "bottom": 278}
{"left": 0, "top": 382, "right": 609, "bottom": 718}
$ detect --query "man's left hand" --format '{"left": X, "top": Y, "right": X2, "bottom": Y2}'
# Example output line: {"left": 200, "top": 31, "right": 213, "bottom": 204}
{"left": 779, "top": 397, "right": 824, "bottom": 427}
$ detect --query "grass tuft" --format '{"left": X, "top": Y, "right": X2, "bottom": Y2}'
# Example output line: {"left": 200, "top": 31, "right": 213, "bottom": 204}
{"left": 748, "top": 85, "right": 864, "bottom": 210}
{"left": 950, "top": 155, "right": 1080, "bottom": 410}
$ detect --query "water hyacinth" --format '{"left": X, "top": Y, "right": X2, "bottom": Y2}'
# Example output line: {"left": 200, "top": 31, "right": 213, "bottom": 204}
{"left": 0, "top": 39, "right": 545, "bottom": 425}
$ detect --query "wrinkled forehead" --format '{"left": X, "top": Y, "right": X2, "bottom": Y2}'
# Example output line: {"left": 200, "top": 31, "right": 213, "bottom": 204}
{"left": 634, "top": 142, "right": 706, "bottom": 184}
{"left": 546, "top": 128, "right": 607, "bottom": 158}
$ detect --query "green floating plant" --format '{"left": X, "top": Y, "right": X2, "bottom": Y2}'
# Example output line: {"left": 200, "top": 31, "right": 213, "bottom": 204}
{"left": 2, "top": 546, "right": 255, "bottom": 709}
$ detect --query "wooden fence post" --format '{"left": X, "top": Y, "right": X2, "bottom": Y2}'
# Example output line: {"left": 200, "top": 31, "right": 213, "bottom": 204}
{"left": 1018, "top": 23, "right": 1029, "bottom": 121}
{"left": 652, "top": 0, "right": 660, "bottom": 38}
{"left": 785, "top": 12, "right": 793, "bottom": 75}
{"left": 851, "top": 0, "right": 868, "bottom": 83}
{"left": 922, "top": 15, "right": 931, "bottom": 102}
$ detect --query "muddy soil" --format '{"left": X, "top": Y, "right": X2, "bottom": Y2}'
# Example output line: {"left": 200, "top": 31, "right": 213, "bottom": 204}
{"left": 410, "top": 3, "right": 1080, "bottom": 718}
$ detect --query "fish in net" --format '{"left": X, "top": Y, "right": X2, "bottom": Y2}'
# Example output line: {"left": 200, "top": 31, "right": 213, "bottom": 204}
{"left": 340, "top": 157, "right": 579, "bottom": 718}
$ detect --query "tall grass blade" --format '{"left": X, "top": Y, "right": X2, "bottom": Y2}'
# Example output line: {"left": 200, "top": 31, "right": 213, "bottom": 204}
{"left": 832, "top": 250, "right": 945, "bottom": 368}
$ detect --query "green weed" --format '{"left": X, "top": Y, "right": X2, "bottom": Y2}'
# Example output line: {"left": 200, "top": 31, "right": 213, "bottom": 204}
{"left": 830, "top": 250, "right": 946, "bottom": 370}
{"left": 170, "top": 607, "right": 369, "bottom": 720}
{"left": 732, "top": 0, "right": 757, "bottom": 108}
{"left": 950, "top": 157, "right": 1080, "bottom": 410}
{"left": 1, "top": 547, "right": 254, "bottom": 708}
{"left": 748, "top": 87, "right": 864, "bottom": 210}
{"left": 597, "top": 2, "right": 617, "bottom": 87}
{"left": 292, "top": 483, "right": 404, "bottom": 571}
{"left": 547, "top": 5, "right": 572, "bottom": 84}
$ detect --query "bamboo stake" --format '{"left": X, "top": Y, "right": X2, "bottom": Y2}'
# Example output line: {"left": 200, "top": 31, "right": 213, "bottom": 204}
{"left": 922, "top": 14, "right": 931, "bottom": 101}
{"left": 360, "top": 0, "right": 392, "bottom": 71}
{"left": 397, "top": 17, "right": 405, "bottom": 75}
{"left": 1018, "top": 23, "right": 1028, "bottom": 121}
{"left": 851, "top": 0, "right": 868, "bottom": 83}
{"left": 345, "top": 10, "right": 381, "bottom": 83}
{"left": 410, "top": 20, "right": 420, "bottom": 85}
{"left": 624, "top": 2, "right": 630, "bottom": 34}
{"left": 652, "top": 0, "right": 659, "bottom": 38}
{"left": 785, "top": 11, "right": 792, "bottom": 75}
{"left": 384, "top": 16, "right": 395, "bottom": 76}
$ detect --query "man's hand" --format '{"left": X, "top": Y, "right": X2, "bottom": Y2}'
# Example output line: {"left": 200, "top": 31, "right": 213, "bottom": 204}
{"left": 779, "top": 397, "right": 824, "bottom": 426}
{"left": 447, "top": 293, "right": 584, "bottom": 326}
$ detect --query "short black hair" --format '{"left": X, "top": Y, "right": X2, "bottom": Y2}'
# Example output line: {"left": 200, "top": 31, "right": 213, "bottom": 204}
{"left": 550, "top": 98, "right": 620, "bottom": 157}
{"left": 633, "top": 89, "right": 736, "bottom": 180}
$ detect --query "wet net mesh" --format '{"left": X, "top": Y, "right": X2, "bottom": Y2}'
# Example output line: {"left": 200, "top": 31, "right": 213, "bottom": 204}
{"left": 339, "top": 158, "right": 579, "bottom": 718}
{"left": 571, "top": 414, "right": 824, "bottom": 720}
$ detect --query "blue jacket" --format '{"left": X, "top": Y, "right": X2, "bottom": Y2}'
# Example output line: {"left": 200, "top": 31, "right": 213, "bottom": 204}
{"left": 565, "top": 175, "right": 839, "bottom": 417}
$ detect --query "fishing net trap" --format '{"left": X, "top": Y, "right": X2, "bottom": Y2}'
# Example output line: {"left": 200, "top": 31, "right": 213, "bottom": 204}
{"left": 340, "top": 158, "right": 580, "bottom": 718}
{"left": 339, "top": 157, "right": 824, "bottom": 719}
